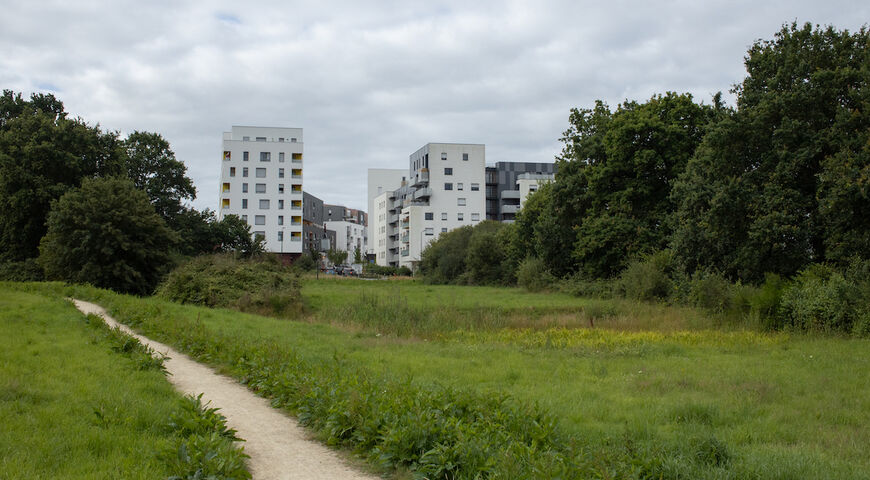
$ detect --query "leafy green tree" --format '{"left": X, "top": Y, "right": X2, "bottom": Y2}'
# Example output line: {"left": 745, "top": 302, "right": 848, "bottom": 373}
{"left": 326, "top": 248, "right": 348, "bottom": 266}
{"left": 465, "top": 221, "right": 512, "bottom": 285}
{"left": 552, "top": 92, "right": 717, "bottom": 278}
{"left": 353, "top": 246, "right": 363, "bottom": 264}
{"left": 212, "top": 214, "right": 264, "bottom": 257}
{"left": 419, "top": 225, "right": 474, "bottom": 283}
{"left": 0, "top": 90, "right": 121, "bottom": 261}
{"left": 672, "top": 23, "right": 870, "bottom": 281}
{"left": 121, "top": 131, "right": 196, "bottom": 226}
{"left": 38, "top": 177, "right": 176, "bottom": 294}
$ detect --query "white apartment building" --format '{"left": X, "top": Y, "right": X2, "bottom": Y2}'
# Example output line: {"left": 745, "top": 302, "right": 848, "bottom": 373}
{"left": 371, "top": 143, "right": 485, "bottom": 269}
{"left": 218, "top": 126, "right": 304, "bottom": 254}
{"left": 516, "top": 172, "right": 555, "bottom": 209}
{"left": 324, "top": 220, "right": 367, "bottom": 263}
{"left": 366, "top": 168, "right": 406, "bottom": 256}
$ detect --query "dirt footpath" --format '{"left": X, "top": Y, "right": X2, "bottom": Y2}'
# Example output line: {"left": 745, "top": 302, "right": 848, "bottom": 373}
{"left": 72, "top": 299, "right": 379, "bottom": 480}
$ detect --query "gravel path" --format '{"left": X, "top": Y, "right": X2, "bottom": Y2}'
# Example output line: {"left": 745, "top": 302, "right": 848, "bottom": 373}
{"left": 72, "top": 299, "right": 379, "bottom": 480}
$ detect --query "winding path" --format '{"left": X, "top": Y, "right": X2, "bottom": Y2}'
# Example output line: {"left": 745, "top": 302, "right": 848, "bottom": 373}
{"left": 72, "top": 299, "right": 378, "bottom": 480}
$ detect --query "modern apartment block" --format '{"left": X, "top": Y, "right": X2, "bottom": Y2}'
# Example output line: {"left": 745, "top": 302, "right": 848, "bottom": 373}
{"left": 302, "top": 191, "right": 336, "bottom": 254}
{"left": 218, "top": 126, "right": 304, "bottom": 255}
{"left": 366, "top": 168, "right": 407, "bottom": 256}
{"left": 324, "top": 220, "right": 367, "bottom": 263}
{"left": 485, "top": 162, "right": 557, "bottom": 222}
{"left": 371, "top": 143, "right": 486, "bottom": 268}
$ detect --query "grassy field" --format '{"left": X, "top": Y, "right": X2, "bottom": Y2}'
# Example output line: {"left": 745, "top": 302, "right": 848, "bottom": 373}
{"left": 0, "top": 286, "right": 249, "bottom": 479}
{"left": 34, "top": 279, "right": 870, "bottom": 479}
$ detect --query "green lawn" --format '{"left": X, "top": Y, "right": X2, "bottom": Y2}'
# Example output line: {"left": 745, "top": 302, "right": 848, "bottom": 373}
{"left": 49, "top": 280, "right": 870, "bottom": 479}
{"left": 0, "top": 288, "right": 182, "bottom": 479}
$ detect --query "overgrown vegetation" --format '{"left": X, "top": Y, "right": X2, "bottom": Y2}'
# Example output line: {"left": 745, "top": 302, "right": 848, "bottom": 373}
{"left": 32, "top": 282, "right": 870, "bottom": 479}
{"left": 156, "top": 254, "right": 302, "bottom": 318}
{"left": 0, "top": 285, "right": 250, "bottom": 479}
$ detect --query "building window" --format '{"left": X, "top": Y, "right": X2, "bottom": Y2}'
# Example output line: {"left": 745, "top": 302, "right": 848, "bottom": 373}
{"left": 471, "top": 213, "right": 480, "bottom": 221}
{"left": 424, "top": 227, "right": 434, "bottom": 235}
{"left": 462, "top": 153, "right": 469, "bottom": 161}
{"left": 441, "top": 152, "right": 447, "bottom": 160}
{"left": 242, "top": 199, "right": 248, "bottom": 209}
{"left": 425, "top": 212, "right": 433, "bottom": 220}
{"left": 278, "top": 215, "right": 284, "bottom": 225}
{"left": 278, "top": 168, "right": 284, "bottom": 178}
{"left": 292, "top": 153, "right": 302, "bottom": 161}
{"left": 278, "top": 137, "right": 284, "bottom": 142}
{"left": 442, "top": 227, "right": 448, "bottom": 233}
{"left": 222, "top": 182, "right": 230, "bottom": 192}
{"left": 241, "top": 215, "right": 247, "bottom": 222}
{"left": 254, "top": 231, "right": 265, "bottom": 239}
{"left": 221, "top": 198, "right": 230, "bottom": 209}
{"left": 243, "top": 167, "right": 248, "bottom": 177}
{"left": 260, "top": 152, "right": 271, "bottom": 162}
{"left": 242, "top": 136, "right": 250, "bottom": 141}
{"left": 255, "top": 183, "right": 266, "bottom": 193}
{"left": 279, "top": 152, "right": 285, "bottom": 162}
{"left": 278, "top": 184, "right": 284, "bottom": 194}
{"left": 471, "top": 183, "right": 480, "bottom": 191}
{"left": 223, "top": 151, "right": 231, "bottom": 161}
{"left": 444, "top": 183, "right": 453, "bottom": 190}
{"left": 291, "top": 138, "right": 297, "bottom": 142}
{"left": 278, "top": 231, "right": 283, "bottom": 241}
{"left": 256, "top": 168, "right": 266, "bottom": 178}
{"left": 259, "top": 199, "right": 270, "bottom": 209}
{"left": 243, "top": 151, "right": 249, "bottom": 161}
{"left": 242, "top": 183, "right": 248, "bottom": 193}
{"left": 458, "top": 198, "right": 466, "bottom": 206}
{"left": 278, "top": 200, "right": 284, "bottom": 209}
{"left": 457, "top": 183, "right": 463, "bottom": 190}
{"left": 229, "top": 167, "right": 236, "bottom": 177}
{"left": 444, "top": 167, "right": 453, "bottom": 175}
{"left": 441, "top": 212, "right": 447, "bottom": 220}
{"left": 256, "top": 136, "right": 266, "bottom": 142}
{"left": 255, "top": 215, "right": 266, "bottom": 225}
{"left": 458, "top": 213, "right": 464, "bottom": 221}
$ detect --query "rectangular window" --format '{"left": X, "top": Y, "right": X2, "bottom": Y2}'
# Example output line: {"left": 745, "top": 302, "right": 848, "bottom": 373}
{"left": 441, "top": 212, "right": 447, "bottom": 220}
{"left": 278, "top": 168, "right": 284, "bottom": 178}
{"left": 444, "top": 167, "right": 453, "bottom": 175}
{"left": 471, "top": 183, "right": 480, "bottom": 191}
{"left": 229, "top": 167, "right": 236, "bottom": 177}
{"left": 242, "top": 183, "right": 248, "bottom": 193}
{"left": 424, "top": 227, "right": 434, "bottom": 235}
{"left": 254, "top": 231, "right": 265, "bottom": 239}
{"left": 425, "top": 212, "right": 433, "bottom": 220}
{"left": 243, "top": 151, "right": 249, "bottom": 161}
{"left": 242, "top": 136, "right": 250, "bottom": 141}
{"left": 241, "top": 215, "right": 247, "bottom": 222}
{"left": 277, "top": 231, "right": 283, "bottom": 241}
{"left": 256, "top": 136, "right": 266, "bottom": 142}
{"left": 259, "top": 199, "right": 270, "bottom": 209}
{"left": 441, "top": 152, "right": 447, "bottom": 160}
{"left": 279, "top": 152, "right": 285, "bottom": 162}
{"left": 457, "top": 213, "right": 464, "bottom": 221}
{"left": 291, "top": 138, "right": 297, "bottom": 143}
{"left": 462, "top": 153, "right": 469, "bottom": 161}
{"left": 292, "top": 153, "right": 302, "bottom": 161}
{"left": 255, "top": 183, "right": 266, "bottom": 193}
{"left": 222, "top": 182, "right": 230, "bottom": 192}
{"left": 242, "top": 199, "right": 248, "bottom": 209}
{"left": 458, "top": 198, "right": 466, "bottom": 206}
{"left": 444, "top": 183, "right": 453, "bottom": 190}
{"left": 256, "top": 168, "right": 266, "bottom": 178}
{"left": 278, "top": 184, "right": 284, "bottom": 194}
{"left": 260, "top": 152, "right": 271, "bottom": 162}
{"left": 278, "top": 137, "right": 284, "bottom": 142}
{"left": 442, "top": 227, "right": 447, "bottom": 233}
{"left": 242, "top": 167, "right": 248, "bottom": 177}
{"left": 278, "top": 215, "right": 284, "bottom": 226}
{"left": 221, "top": 198, "right": 230, "bottom": 209}
{"left": 278, "top": 200, "right": 284, "bottom": 209}
{"left": 471, "top": 213, "right": 480, "bottom": 221}
{"left": 457, "top": 183, "right": 463, "bottom": 190}
{"left": 223, "top": 151, "right": 231, "bottom": 161}
{"left": 254, "top": 215, "right": 266, "bottom": 225}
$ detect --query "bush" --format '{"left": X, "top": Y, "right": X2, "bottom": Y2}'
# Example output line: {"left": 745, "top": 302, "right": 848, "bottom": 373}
{"left": 687, "top": 270, "right": 733, "bottom": 312}
{"left": 0, "top": 259, "right": 44, "bottom": 281}
{"left": 558, "top": 274, "right": 616, "bottom": 298}
{"left": 293, "top": 253, "right": 318, "bottom": 272}
{"left": 619, "top": 251, "right": 673, "bottom": 301}
{"left": 516, "top": 257, "right": 553, "bottom": 292}
{"left": 778, "top": 266, "right": 862, "bottom": 333}
{"left": 362, "top": 264, "right": 412, "bottom": 277}
{"left": 156, "top": 254, "right": 301, "bottom": 318}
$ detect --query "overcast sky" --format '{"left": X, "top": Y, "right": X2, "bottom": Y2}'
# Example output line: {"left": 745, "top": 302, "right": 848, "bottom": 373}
{"left": 1, "top": 1, "right": 867, "bottom": 212}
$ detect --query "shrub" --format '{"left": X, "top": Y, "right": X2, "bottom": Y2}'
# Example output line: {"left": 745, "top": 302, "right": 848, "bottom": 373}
{"left": 0, "top": 259, "right": 44, "bottom": 281}
{"left": 779, "top": 267, "right": 861, "bottom": 333}
{"left": 687, "top": 270, "right": 733, "bottom": 312}
{"left": 619, "top": 251, "right": 673, "bottom": 301}
{"left": 557, "top": 274, "right": 616, "bottom": 298}
{"left": 516, "top": 257, "right": 553, "bottom": 292}
{"left": 156, "top": 254, "right": 302, "bottom": 318}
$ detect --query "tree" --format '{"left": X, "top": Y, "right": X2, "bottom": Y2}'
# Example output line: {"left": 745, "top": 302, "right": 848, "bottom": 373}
{"left": 121, "top": 131, "right": 196, "bottom": 227}
{"left": 326, "top": 248, "right": 348, "bottom": 266}
{"left": 38, "top": 177, "right": 176, "bottom": 294}
{"left": 212, "top": 214, "right": 265, "bottom": 257}
{"left": 0, "top": 90, "right": 121, "bottom": 261}
{"left": 672, "top": 23, "right": 870, "bottom": 281}
{"left": 353, "top": 245, "right": 363, "bottom": 264}
{"left": 419, "top": 225, "right": 474, "bottom": 284}
{"left": 464, "top": 221, "right": 512, "bottom": 285}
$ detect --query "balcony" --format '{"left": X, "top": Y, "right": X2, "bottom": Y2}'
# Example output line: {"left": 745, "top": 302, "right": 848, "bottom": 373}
{"left": 388, "top": 213, "right": 399, "bottom": 225}
{"left": 413, "top": 187, "right": 432, "bottom": 200}
{"left": 501, "top": 204, "right": 520, "bottom": 214}
{"left": 500, "top": 190, "right": 521, "bottom": 199}
{"left": 401, "top": 248, "right": 409, "bottom": 257}
{"left": 412, "top": 169, "right": 429, "bottom": 187}
{"left": 400, "top": 233, "right": 409, "bottom": 243}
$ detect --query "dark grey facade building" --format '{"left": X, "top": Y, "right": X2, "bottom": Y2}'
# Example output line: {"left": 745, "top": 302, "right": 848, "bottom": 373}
{"left": 303, "top": 191, "right": 335, "bottom": 253}
{"left": 324, "top": 204, "right": 367, "bottom": 226}
{"left": 485, "top": 161, "right": 557, "bottom": 222}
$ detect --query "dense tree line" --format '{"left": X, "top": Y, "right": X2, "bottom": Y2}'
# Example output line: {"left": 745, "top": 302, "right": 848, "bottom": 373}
{"left": 420, "top": 23, "right": 870, "bottom": 334}
{"left": 0, "top": 90, "right": 261, "bottom": 292}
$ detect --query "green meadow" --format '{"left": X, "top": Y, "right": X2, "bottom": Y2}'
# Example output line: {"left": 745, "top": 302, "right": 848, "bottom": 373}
{"left": 13, "top": 278, "right": 864, "bottom": 479}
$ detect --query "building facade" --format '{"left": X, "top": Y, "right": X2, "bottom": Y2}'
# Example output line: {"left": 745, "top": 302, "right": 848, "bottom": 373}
{"left": 324, "top": 220, "right": 367, "bottom": 263}
{"left": 366, "top": 168, "right": 407, "bottom": 256}
{"left": 302, "top": 191, "right": 336, "bottom": 254}
{"left": 218, "top": 126, "right": 304, "bottom": 254}
{"left": 485, "top": 162, "right": 557, "bottom": 222}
